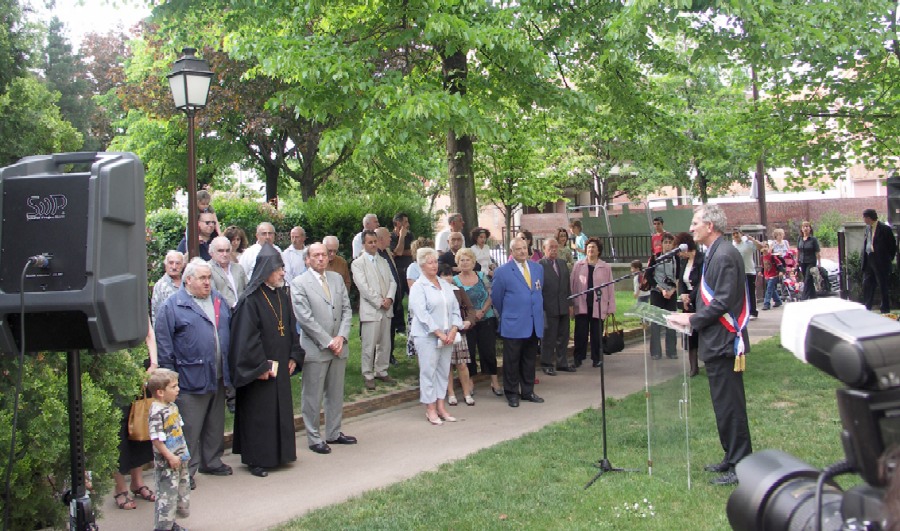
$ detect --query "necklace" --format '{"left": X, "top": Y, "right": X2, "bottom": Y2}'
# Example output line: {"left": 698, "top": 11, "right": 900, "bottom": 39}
{"left": 260, "top": 287, "right": 285, "bottom": 336}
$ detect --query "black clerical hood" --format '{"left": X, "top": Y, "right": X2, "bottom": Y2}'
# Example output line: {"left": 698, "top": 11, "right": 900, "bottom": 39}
{"left": 240, "top": 243, "right": 285, "bottom": 302}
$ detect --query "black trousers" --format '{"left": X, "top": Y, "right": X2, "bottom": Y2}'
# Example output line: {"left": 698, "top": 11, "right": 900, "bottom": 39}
{"left": 502, "top": 330, "right": 538, "bottom": 398}
{"left": 572, "top": 314, "right": 602, "bottom": 364}
{"left": 541, "top": 314, "right": 571, "bottom": 368}
{"left": 705, "top": 355, "right": 752, "bottom": 467}
{"left": 799, "top": 263, "right": 817, "bottom": 301}
{"left": 745, "top": 274, "right": 758, "bottom": 317}
{"left": 466, "top": 317, "right": 498, "bottom": 376}
{"left": 862, "top": 258, "right": 892, "bottom": 313}
{"left": 650, "top": 291, "right": 677, "bottom": 359}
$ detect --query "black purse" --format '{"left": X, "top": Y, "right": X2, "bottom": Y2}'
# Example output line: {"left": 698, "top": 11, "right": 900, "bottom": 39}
{"left": 602, "top": 314, "right": 625, "bottom": 354}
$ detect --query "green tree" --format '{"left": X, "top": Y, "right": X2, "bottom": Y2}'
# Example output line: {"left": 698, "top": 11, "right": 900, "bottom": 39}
{"left": 0, "top": 76, "right": 82, "bottom": 165}
{"left": 41, "top": 17, "right": 95, "bottom": 150}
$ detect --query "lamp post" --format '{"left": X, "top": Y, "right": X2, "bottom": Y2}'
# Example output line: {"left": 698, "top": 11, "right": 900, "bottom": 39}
{"left": 167, "top": 47, "right": 213, "bottom": 260}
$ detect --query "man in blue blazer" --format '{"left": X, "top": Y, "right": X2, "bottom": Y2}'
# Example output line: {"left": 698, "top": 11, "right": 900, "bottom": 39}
{"left": 492, "top": 237, "right": 545, "bottom": 407}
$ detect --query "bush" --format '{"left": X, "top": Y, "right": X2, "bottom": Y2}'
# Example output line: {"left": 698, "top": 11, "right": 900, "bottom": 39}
{"left": 0, "top": 349, "right": 145, "bottom": 529}
{"left": 288, "top": 194, "right": 431, "bottom": 260}
{"left": 843, "top": 250, "right": 900, "bottom": 307}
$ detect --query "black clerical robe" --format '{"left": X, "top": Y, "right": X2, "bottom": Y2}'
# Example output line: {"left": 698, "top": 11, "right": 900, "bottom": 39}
{"left": 228, "top": 285, "right": 303, "bottom": 468}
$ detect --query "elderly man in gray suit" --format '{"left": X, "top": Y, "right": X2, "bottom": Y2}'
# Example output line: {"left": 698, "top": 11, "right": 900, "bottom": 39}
{"left": 208, "top": 236, "right": 247, "bottom": 308}
{"left": 352, "top": 230, "right": 398, "bottom": 390}
{"left": 291, "top": 242, "right": 357, "bottom": 455}
{"left": 539, "top": 238, "right": 575, "bottom": 375}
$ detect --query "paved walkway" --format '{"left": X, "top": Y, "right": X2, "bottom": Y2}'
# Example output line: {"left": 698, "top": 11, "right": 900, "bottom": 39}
{"left": 98, "top": 305, "right": 785, "bottom": 530}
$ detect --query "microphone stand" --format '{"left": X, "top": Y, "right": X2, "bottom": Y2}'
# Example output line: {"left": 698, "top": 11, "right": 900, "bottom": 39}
{"left": 573, "top": 254, "right": 679, "bottom": 489}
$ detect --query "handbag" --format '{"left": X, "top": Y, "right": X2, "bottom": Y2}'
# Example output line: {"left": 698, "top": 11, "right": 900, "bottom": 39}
{"left": 127, "top": 385, "right": 153, "bottom": 442}
{"left": 603, "top": 314, "right": 625, "bottom": 354}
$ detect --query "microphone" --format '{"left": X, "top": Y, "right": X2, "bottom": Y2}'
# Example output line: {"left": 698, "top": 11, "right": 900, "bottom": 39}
{"left": 655, "top": 244, "right": 688, "bottom": 262}
{"left": 28, "top": 253, "right": 52, "bottom": 268}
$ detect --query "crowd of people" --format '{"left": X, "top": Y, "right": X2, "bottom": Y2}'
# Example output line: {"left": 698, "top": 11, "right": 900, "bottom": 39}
{"left": 124, "top": 196, "right": 894, "bottom": 529}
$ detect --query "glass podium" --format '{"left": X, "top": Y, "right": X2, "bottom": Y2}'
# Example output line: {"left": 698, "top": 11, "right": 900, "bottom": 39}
{"left": 626, "top": 302, "right": 693, "bottom": 490}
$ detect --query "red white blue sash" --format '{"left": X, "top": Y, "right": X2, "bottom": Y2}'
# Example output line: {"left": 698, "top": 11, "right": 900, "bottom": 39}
{"left": 699, "top": 265, "right": 750, "bottom": 361}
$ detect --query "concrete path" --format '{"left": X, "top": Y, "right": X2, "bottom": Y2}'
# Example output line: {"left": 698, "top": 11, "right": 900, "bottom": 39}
{"left": 98, "top": 305, "right": 785, "bottom": 530}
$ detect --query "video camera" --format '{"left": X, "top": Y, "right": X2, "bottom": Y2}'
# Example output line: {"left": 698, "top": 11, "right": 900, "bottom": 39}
{"left": 727, "top": 300, "right": 900, "bottom": 531}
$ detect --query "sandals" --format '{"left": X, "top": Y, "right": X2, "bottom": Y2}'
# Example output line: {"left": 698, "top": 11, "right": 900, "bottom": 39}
{"left": 491, "top": 385, "right": 504, "bottom": 397}
{"left": 447, "top": 395, "right": 458, "bottom": 406}
{"left": 464, "top": 395, "right": 475, "bottom": 406}
{"left": 114, "top": 491, "right": 136, "bottom": 510}
{"left": 132, "top": 485, "right": 156, "bottom": 502}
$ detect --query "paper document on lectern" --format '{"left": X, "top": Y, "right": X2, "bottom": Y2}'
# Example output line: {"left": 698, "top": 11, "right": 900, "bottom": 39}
{"left": 626, "top": 302, "right": 691, "bottom": 334}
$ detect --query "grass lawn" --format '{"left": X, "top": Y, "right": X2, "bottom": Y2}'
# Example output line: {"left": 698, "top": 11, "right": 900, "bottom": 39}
{"left": 276, "top": 336, "right": 855, "bottom": 530}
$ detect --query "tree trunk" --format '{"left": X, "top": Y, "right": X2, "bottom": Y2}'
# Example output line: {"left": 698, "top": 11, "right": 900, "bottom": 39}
{"left": 264, "top": 163, "right": 279, "bottom": 206}
{"left": 443, "top": 50, "right": 478, "bottom": 232}
{"left": 751, "top": 66, "right": 768, "bottom": 228}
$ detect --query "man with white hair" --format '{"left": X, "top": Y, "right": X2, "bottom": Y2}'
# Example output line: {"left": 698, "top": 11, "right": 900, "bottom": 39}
{"left": 282, "top": 226, "right": 308, "bottom": 284}
{"left": 208, "top": 236, "right": 247, "bottom": 308}
{"left": 156, "top": 258, "right": 234, "bottom": 488}
{"left": 324, "top": 235, "right": 352, "bottom": 291}
{"left": 668, "top": 205, "right": 752, "bottom": 487}
{"left": 151, "top": 250, "right": 185, "bottom": 323}
{"left": 240, "top": 222, "right": 283, "bottom": 281}
{"left": 352, "top": 214, "right": 379, "bottom": 259}
{"left": 436, "top": 212, "right": 465, "bottom": 252}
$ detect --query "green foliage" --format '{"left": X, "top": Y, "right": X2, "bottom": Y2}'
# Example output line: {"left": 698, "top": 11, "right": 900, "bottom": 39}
{"left": 288, "top": 194, "right": 430, "bottom": 259}
{"left": 0, "top": 76, "right": 82, "bottom": 166}
{"left": 146, "top": 208, "right": 185, "bottom": 283}
{"left": 815, "top": 210, "right": 855, "bottom": 248}
{"left": 214, "top": 195, "right": 285, "bottom": 234}
{"left": 0, "top": 350, "right": 145, "bottom": 529}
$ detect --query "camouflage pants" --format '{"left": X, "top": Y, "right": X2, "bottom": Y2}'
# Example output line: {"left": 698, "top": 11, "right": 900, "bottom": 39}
{"left": 154, "top": 464, "right": 190, "bottom": 530}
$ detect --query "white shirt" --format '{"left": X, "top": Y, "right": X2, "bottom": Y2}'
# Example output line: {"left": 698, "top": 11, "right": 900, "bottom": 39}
{"left": 471, "top": 244, "right": 493, "bottom": 271}
{"left": 351, "top": 231, "right": 364, "bottom": 259}
{"left": 435, "top": 229, "right": 451, "bottom": 253}
{"left": 239, "top": 243, "right": 284, "bottom": 281}
{"left": 733, "top": 239, "right": 757, "bottom": 275}
{"left": 282, "top": 246, "right": 308, "bottom": 284}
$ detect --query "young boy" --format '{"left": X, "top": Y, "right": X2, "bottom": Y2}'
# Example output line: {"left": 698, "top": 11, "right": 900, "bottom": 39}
{"left": 148, "top": 369, "right": 190, "bottom": 531}
{"left": 631, "top": 260, "right": 651, "bottom": 304}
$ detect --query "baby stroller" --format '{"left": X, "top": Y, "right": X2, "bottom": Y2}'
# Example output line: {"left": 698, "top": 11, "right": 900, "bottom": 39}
{"left": 777, "top": 250, "right": 800, "bottom": 302}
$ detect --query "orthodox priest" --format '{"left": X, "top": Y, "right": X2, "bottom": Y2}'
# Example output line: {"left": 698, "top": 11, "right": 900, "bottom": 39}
{"left": 228, "top": 244, "right": 304, "bottom": 477}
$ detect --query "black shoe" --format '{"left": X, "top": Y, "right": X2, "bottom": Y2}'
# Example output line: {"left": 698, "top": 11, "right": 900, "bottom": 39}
{"left": 651, "top": 355, "right": 661, "bottom": 360}
{"left": 248, "top": 466, "right": 268, "bottom": 478}
{"left": 556, "top": 366, "right": 577, "bottom": 372}
{"left": 507, "top": 397, "right": 520, "bottom": 408}
{"left": 542, "top": 367, "right": 556, "bottom": 376}
{"left": 704, "top": 461, "right": 730, "bottom": 473}
{"left": 666, "top": 355, "right": 678, "bottom": 360}
{"left": 189, "top": 476, "right": 196, "bottom": 490}
{"left": 573, "top": 360, "right": 583, "bottom": 368}
{"left": 592, "top": 360, "right": 602, "bottom": 367}
{"left": 520, "top": 393, "right": 545, "bottom": 403}
{"left": 326, "top": 433, "right": 357, "bottom": 445}
{"left": 199, "top": 464, "right": 232, "bottom": 476}
{"left": 389, "top": 354, "right": 398, "bottom": 366}
{"left": 309, "top": 442, "right": 332, "bottom": 454}
{"left": 710, "top": 470, "right": 738, "bottom": 486}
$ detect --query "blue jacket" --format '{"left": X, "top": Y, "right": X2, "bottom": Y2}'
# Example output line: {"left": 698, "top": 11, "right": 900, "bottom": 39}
{"left": 492, "top": 259, "right": 544, "bottom": 339}
{"left": 155, "top": 287, "right": 232, "bottom": 393}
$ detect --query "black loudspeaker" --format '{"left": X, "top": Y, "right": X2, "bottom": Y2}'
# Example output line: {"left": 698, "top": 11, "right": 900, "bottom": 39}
{"left": 0, "top": 152, "right": 147, "bottom": 353}
{"left": 887, "top": 175, "right": 900, "bottom": 227}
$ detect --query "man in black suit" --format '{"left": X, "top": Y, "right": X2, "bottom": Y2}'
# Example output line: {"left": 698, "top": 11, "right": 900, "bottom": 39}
{"left": 668, "top": 205, "right": 752, "bottom": 487}
{"left": 862, "top": 208, "right": 898, "bottom": 314}
{"left": 539, "top": 238, "right": 574, "bottom": 375}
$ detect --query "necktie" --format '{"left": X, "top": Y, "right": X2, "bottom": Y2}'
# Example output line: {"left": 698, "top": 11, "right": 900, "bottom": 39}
{"left": 553, "top": 260, "right": 559, "bottom": 276}
{"left": 521, "top": 262, "right": 532, "bottom": 289}
{"left": 866, "top": 226, "right": 874, "bottom": 254}
{"left": 321, "top": 274, "right": 332, "bottom": 301}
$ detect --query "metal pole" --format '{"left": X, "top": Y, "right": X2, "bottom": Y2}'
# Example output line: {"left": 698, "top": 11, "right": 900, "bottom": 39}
{"left": 66, "top": 350, "right": 96, "bottom": 530}
{"left": 186, "top": 109, "right": 199, "bottom": 260}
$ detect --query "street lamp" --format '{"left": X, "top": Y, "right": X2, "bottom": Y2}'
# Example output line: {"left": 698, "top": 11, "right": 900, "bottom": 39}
{"left": 167, "top": 47, "right": 213, "bottom": 259}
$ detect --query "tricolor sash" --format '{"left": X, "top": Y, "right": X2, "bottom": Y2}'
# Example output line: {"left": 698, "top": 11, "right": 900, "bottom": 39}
{"left": 700, "top": 263, "right": 750, "bottom": 372}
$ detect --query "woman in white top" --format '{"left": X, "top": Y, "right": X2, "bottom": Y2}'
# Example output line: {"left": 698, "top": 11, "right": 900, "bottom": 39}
{"left": 769, "top": 228, "right": 790, "bottom": 257}
{"left": 408, "top": 248, "right": 463, "bottom": 425}
{"left": 470, "top": 227, "right": 495, "bottom": 275}
{"left": 405, "top": 237, "right": 432, "bottom": 358}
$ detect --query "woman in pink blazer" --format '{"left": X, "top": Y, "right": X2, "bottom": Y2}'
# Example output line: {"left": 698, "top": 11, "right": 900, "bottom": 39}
{"left": 569, "top": 238, "right": 616, "bottom": 367}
